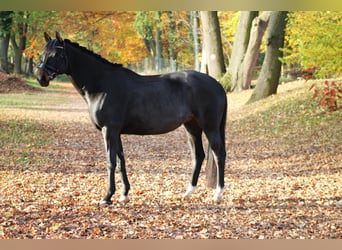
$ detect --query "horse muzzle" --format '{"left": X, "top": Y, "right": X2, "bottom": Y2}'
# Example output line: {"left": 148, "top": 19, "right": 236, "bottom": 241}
{"left": 36, "top": 66, "right": 50, "bottom": 87}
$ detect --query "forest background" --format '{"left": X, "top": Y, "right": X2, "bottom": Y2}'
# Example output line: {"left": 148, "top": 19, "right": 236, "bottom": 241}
{"left": 0, "top": 10, "right": 342, "bottom": 239}
{"left": 0, "top": 11, "right": 341, "bottom": 102}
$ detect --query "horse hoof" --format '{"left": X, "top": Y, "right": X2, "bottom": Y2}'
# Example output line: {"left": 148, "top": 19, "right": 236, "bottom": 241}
{"left": 182, "top": 195, "right": 190, "bottom": 200}
{"left": 213, "top": 196, "right": 222, "bottom": 203}
{"left": 119, "top": 195, "right": 130, "bottom": 204}
{"left": 184, "top": 185, "right": 196, "bottom": 197}
{"left": 213, "top": 187, "right": 224, "bottom": 203}
{"left": 99, "top": 200, "right": 112, "bottom": 206}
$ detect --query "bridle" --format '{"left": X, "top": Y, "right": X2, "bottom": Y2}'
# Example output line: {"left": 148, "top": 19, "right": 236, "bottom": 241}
{"left": 38, "top": 44, "right": 68, "bottom": 80}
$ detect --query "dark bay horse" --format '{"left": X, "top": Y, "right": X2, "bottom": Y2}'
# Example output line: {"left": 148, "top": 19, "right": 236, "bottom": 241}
{"left": 36, "top": 32, "right": 227, "bottom": 205}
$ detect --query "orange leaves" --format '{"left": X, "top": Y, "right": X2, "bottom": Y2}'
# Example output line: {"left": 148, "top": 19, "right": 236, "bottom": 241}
{"left": 53, "top": 11, "right": 146, "bottom": 65}
{"left": 1, "top": 79, "right": 342, "bottom": 239}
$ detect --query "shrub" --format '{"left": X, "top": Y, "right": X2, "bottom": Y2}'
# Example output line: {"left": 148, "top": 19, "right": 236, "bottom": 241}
{"left": 218, "top": 73, "right": 232, "bottom": 92}
{"left": 310, "top": 80, "right": 342, "bottom": 112}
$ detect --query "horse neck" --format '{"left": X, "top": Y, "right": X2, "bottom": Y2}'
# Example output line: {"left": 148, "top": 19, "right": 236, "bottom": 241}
{"left": 65, "top": 43, "right": 110, "bottom": 95}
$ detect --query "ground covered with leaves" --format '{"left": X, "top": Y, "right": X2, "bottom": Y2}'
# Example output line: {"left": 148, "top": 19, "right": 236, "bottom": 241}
{"left": 0, "top": 71, "right": 41, "bottom": 93}
{"left": 0, "top": 79, "right": 341, "bottom": 239}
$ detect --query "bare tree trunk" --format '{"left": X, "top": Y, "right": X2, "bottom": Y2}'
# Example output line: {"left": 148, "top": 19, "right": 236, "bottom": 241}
{"left": 228, "top": 11, "right": 258, "bottom": 92}
{"left": 0, "top": 11, "right": 13, "bottom": 73}
{"left": 200, "top": 40, "right": 208, "bottom": 74}
{"left": 0, "top": 34, "right": 10, "bottom": 73}
{"left": 247, "top": 11, "right": 288, "bottom": 104}
{"left": 200, "top": 11, "right": 225, "bottom": 79}
{"left": 238, "top": 11, "right": 271, "bottom": 90}
{"left": 11, "top": 11, "right": 29, "bottom": 75}
{"left": 154, "top": 11, "right": 163, "bottom": 72}
{"left": 191, "top": 11, "right": 201, "bottom": 72}
{"left": 167, "top": 11, "right": 178, "bottom": 72}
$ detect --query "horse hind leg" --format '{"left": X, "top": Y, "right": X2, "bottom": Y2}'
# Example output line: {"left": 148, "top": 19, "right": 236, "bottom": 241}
{"left": 183, "top": 121, "right": 205, "bottom": 199}
{"left": 205, "top": 129, "right": 226, "bottom": 202}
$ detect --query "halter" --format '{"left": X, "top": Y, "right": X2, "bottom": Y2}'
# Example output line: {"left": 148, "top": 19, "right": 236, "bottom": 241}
{"left": 38, "top": 45, "right": 67, "bottom": 80}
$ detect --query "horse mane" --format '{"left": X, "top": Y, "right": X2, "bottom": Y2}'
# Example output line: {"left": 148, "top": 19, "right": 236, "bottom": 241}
{"left": 64, "top": 39, "right": 123, "bottom": 68}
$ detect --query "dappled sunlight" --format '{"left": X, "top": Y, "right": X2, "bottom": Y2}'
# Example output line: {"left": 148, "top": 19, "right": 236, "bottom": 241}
{"left": 1, "top": 79, "right": 341, "bottom": 239}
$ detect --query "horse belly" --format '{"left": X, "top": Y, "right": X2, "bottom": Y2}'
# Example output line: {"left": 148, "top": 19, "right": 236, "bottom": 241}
{"left": 123, "top": 107, "right": 192, "bottom": 135}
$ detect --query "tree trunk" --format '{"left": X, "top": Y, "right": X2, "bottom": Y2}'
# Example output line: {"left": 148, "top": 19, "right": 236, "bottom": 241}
{"left": 247, "top": 11, "right": 288, "bottom": 104}
{"left": 167, "top": 11, "right": 178, "bottom": 72}
{"left": 0, "top": 34, "right": 10, "bottom": 73}
{"left": 11, "top": 34, "right": 23, "bottom": 74}
{"left": 0, "top": 11, "right": 13, "bottom": 73}
{"left": 134, "top": 11, "right": 155, "bottom": 72}
{"left": 200, "top": 39, "right": 208, "bottom": 74}
{"left": 11, "top": 11, "right": 28, "bottom": 75}
{"left": 154, "top": 11, "right": 163, "bottom": 72}
{"left": 238, "top": 11, "right": 271, "bottom": 90}
{"left": 27, "top": 57, "right": 34, "bottom": 76}
{"left": 191, "top": 11, "right": 201, "bottom": 72}
{"left": 227, "top": 11, "right": 258, "bottom": 92}
{"left": 200, "top": 11, "right": 225, "bottom": 79}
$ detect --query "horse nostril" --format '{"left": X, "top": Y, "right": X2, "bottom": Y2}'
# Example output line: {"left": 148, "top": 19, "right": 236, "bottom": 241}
{"left": 49, "top": 72, "right": 56, "bottom": 80}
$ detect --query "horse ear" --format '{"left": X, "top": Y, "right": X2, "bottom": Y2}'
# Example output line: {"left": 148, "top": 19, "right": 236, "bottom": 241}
{"left": 44, "top": 32, "right": 51, "bottom": 42}
{"left": 56, "top": 32, "right": 63, "bottom": 43}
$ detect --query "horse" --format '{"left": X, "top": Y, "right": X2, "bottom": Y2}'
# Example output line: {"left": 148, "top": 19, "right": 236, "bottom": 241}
{"left": 36, "top": 32, "right": 227, "bottom": 205}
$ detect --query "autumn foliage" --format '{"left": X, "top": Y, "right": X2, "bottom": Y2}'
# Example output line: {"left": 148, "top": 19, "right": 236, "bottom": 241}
{"left": 310, "top": 80, "right": 342, "bottom": 112}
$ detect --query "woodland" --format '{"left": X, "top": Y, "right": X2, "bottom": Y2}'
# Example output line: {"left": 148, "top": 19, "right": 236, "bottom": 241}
{"left": 0, "top": 11, "right": 341, "bottom": 239}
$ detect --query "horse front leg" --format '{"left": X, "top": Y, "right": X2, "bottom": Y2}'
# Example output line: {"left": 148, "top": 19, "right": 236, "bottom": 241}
{"left": 101, "top": 126, "right": 119, "bottom": 205}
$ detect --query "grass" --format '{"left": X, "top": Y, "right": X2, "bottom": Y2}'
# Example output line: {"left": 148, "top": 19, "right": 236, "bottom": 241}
{"left": 0, "top": 78, "right": 67, "bottom": 110}
{"left": 0, "top": 118, "right": 54, "bottom": 166}
{"left": 24, "top": 77, "right": 63, "bottom": 90}
{"left": 230, "top": 82, "right": 341, "bottom": 153}
{"left": 1, "top": 79, "right": 341, "bottom": 239}
{"left": 1, "top": 78, "right": 341, "bottom": 170}
{"left": 0, "top": 78, "right": 67, "bottom": 166}
{"left": 0, "top": 92, "right": 66, "bottom": 110}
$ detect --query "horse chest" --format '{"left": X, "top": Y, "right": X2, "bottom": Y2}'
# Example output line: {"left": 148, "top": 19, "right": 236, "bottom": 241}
{"left": 84, "top": 92, "right": 109, "bottom": 128}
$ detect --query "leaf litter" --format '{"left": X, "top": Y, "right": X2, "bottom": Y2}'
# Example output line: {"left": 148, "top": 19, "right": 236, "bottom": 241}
{"left": 0, "top": 80, "right": 341, "bottom": 239}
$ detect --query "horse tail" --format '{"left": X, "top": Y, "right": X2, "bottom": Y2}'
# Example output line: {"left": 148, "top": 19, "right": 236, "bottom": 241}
{"left": 206, "top": 95, "right": 227, "bottom": 188}
{"left": 220, "top": 95, "right": 227, "bottom": 152}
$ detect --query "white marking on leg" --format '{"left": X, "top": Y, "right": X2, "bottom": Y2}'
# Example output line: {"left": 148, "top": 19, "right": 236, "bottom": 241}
{"left": 119, "top": 194, "right": 130, "bottom": 203}
{"left": 183, "top": 184, "right": 196, "bottom": 198}
{"left": 213, "top": 186, "right": 224, "bottom": 202}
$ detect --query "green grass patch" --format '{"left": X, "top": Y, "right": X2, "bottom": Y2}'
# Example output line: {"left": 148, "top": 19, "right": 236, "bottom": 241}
{"left": 231, "top": 90, "right": 342, "bottom": 151}
{"left": 0, "top": 119, "right": 54, "bottom": 166}
{"left": 0, "top": 92, "right": 67, "bottom": 110}
{"left": 0, "top": 78, "right": 70, "bottom": 167}
{"left": 0, "top": 77, "right": 67, "bottom": 110}
{"left": 23, "top": 77, "right": 63, "bottom": 90}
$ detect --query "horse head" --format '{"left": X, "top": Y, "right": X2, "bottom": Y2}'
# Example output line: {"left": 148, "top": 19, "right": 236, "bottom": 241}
{"left": 36, "top": 32, "right": 68, "bottom": 86}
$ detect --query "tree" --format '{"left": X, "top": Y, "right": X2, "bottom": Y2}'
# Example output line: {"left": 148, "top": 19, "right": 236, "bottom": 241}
{"left": 10, "top": 11, "right": 30, "bottom": 74}
{"left": 154, "top": 11, "right": 164, "bottom": 72}
{"left": 0, "top": 11, "right": 13, "bottom": 73}
{"left": 133, "top": 11, "right": 156, "bottom": 70}
{"left": 226, "top": 11, "right": 258, "bottom": 92}
{"left": 190, "top": 11, "right": 201, "bottom": 72}
{"left": 200, "top": 11, "right": 225, "bottom": 79}
{"left": 283, "top": 11, "right": 342, "bottom": 78}
{"left": 239, "top": 11, "right": 271, "bottom": 90}
{"left": 247, "top": 11, "right": 288, "bottom": 104}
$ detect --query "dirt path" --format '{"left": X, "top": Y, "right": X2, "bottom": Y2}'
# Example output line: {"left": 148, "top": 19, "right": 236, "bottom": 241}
{"left": 1, "top": 80, "right": 341, "bottom": 239}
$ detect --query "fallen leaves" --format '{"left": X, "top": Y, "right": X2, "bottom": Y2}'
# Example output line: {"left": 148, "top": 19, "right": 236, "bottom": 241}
{"left": 0, "top": 80, "right": 341, "bottom": 239}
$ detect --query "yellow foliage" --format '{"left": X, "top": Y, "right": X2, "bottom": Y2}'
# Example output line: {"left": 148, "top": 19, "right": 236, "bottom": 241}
{"left": 283, "top": 11, "right": 342, "bottom": 77}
